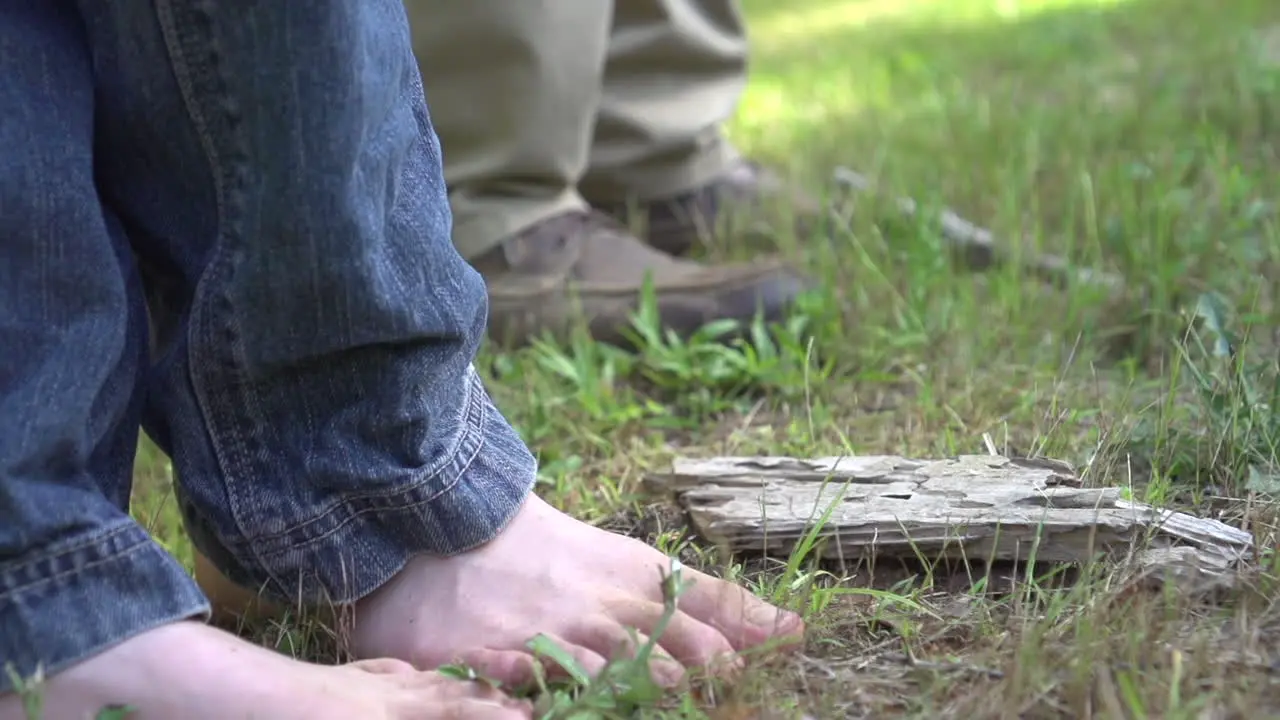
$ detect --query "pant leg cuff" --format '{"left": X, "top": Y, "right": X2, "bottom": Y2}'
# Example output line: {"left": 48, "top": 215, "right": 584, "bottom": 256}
{"left": 450, "top": 189, "right": 588, "bottom": 261}
{"left": 0, "top": 519, "right": 211, "bottom": 694}
{"left": 580, "top": 131, "right": 742, "bottom": 204}
{"left": 206, "top": 370, "right": 538, "bottom": 606}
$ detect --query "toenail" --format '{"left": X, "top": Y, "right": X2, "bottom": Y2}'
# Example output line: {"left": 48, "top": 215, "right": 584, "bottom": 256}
{"left": 745, "top": 602, "right": 783, "bottom": 627}
{"left": 711, "top": 652, "right": 745, "bottom": 677}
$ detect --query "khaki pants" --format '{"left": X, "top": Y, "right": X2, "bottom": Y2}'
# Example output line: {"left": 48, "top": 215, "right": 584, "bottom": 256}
{"left": 405, "top": 0, "right": 749, "bottom": 260}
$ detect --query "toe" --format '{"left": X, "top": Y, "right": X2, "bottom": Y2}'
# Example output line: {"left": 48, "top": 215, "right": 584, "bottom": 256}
{"left": 564, "top": 613, "right": 685, "bottom": 687}
{"left": 524, "top": 632, "right": 610, "bottom": 685}
{"left": 674, "top": 569, "right": 805, "bottom": 652}
{"left": 603, "top": 596, "right": 741, "bottom": 679}
{"left": 350, "top": 657, "right": 420, "bottom": 675}
{"left": 413, "top": 669, "right": 521, "bottom": 706}
{"left": 456, "top": 637, "right": 610, "bottom": 690}
{"left": 437, "top": 699, "right": 532, "bottom": 720}
{"left": 628, "top": 632, "right": 685, "bottom": 689}
{"left": 450, "top": 648, "right": 540, "bottom": 688}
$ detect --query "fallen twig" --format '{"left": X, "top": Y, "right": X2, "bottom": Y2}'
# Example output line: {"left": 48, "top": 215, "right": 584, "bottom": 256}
{"left": 832, "top": 166, "right": 1126, "bottom": 294}
{"left": 882, "top": 651, "right": 1006, "bottom": 680}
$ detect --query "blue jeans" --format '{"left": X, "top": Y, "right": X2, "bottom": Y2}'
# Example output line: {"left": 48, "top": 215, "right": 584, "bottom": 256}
{"left": 0, "top": 0, "right": 536, "bottom": 691}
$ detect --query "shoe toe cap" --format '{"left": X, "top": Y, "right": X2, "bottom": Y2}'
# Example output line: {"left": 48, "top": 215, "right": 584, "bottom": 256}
{"left": 718, "top": 265, "right": 815, "bottom": 324}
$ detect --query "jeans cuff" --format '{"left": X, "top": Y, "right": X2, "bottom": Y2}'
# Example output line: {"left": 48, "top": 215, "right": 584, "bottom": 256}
{"left": 0, "top": 519, "right": 211, "bottom": 695}
{"left": 193, "top": 373, "right": 538, "bottom": 606}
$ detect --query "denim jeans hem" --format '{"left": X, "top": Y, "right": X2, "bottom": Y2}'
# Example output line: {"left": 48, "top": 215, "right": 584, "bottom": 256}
{"left": 185, "top": 371, "right": 539, "bottom": 606}
{"left": 0, "top": 519, "right": 211, "bottom": 696}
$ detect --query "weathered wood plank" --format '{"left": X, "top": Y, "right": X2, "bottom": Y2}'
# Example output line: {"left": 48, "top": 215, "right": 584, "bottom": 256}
{"left": 643, "top": 455, "right": 1255, "bottom": 575}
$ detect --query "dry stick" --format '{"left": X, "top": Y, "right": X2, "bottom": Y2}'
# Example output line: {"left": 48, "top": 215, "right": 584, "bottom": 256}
{"left": 831, "top": 166, "right": 1127, "bottom": 294}
{"left": 881, "top": 652, "right": 1006, "bottom": 680}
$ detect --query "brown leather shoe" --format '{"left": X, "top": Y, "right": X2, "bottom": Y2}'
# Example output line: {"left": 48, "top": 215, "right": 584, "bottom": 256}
{"left": 597, "top": 159, "right": 823, "bottom": 257}
{"left": 470, "top": 209, "right": 813, "bottom": 347}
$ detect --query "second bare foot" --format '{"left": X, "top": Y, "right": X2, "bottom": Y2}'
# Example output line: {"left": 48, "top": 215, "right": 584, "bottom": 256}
{"left": 0, "top": 620, "right": 531, "bottom": 720}
{"left": 349, "top": 494, "right": 805, "bottom": 686}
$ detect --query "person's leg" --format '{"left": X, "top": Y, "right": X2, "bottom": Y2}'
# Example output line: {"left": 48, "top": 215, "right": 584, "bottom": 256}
{"left": 580, "top": 0, "right": 748, "bottom": 203}
{"left": 583, "top": 0, "right": 824, "bottom": 257}
{"left": 0, "top": 2, "right": 527, "bottom": 719}
{"left": 0, "top": 0, "right": 209, "bottom": 690}
{"left": 404, "top": 0, "right": 608, "bottom": 262}
{"left": 113, "top": 0, "right": 804, "bottom": 683}
{"left": 404, "top": 0, "right": 808, "bottom": 347}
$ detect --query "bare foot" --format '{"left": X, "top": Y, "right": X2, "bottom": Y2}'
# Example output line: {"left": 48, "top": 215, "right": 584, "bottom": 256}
{"left": 0, "top": 621, "right": 530, "bottom": 720}
{"left": 197, "top": 494, "right": 805, "bottom": 688}
{"left": 350, "top": 494, "right": 805, "bottom": 686}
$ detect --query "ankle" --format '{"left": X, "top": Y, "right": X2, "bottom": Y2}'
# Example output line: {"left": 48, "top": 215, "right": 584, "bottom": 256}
{"left": 193, "top": 550, "right": 286, "bottom": 626}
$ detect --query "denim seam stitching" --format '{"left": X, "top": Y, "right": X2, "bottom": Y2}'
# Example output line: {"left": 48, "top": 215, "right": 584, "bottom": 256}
{"left": 0, "top": 605, "right": 213, "bottom": 698}
{"left": 260, "top": 402, "right": 486, "bottom": 555}
{"left": 0, "top": 527, "right": 153, "bottom": 598}
{"left": 0, "top": 521, "right": 134, "bottom": 577}
{"left": 156, "top": 2, "right": 269, "bottom": 579}
{"left": 230, "top": 369, "right": 487, "bottom": 556}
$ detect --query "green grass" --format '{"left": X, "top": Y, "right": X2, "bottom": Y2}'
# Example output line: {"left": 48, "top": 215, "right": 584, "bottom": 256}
{"left": 119, "top": 0, "right": 1280, "bottom": 716}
